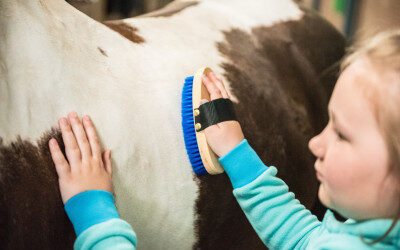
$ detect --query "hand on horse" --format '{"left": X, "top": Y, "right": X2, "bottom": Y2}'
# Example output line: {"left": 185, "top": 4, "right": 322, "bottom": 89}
{"left": 201, "top": 72, "right": 245, "bottom": 158}
{"left": 49, "top": 112, "right": 113, "bottom": 204}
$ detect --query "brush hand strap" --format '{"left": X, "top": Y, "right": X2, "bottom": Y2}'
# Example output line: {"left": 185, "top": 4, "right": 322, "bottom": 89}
{"left": 194, "top": 98, "right": 237, "bottom": 132}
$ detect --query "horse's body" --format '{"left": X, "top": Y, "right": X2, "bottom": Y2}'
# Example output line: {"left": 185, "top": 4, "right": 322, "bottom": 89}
{"left": 0, "top": 0, "right": 345, "bottom": 249}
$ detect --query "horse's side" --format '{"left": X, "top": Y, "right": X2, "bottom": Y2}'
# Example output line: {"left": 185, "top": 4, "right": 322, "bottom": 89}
{"left": 0, "top": 0, "right": 345, "bottom": 249}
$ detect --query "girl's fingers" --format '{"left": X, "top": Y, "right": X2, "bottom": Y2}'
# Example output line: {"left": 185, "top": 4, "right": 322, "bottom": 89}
{"left": 103, "top": 150, "right": 112, "bottom": 175}
{"left": 59, "top": 117, "right": 82, "bottom": 167}
{"left": 82, "top": 116, "right": 102, "bottom": 160}
{"left": 67, "top": 112, "right": 92, "bottom": 160}
{"left": 202, "top": 74, "right": 223, "bottom": 100}
{"left": 209, "top": 72, "right": 229, "bottom": 99}
{"left": 49, "top": 138, "right": 70, "bottom": 177}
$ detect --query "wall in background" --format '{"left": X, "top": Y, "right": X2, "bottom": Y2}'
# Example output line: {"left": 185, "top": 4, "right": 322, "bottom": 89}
{"left": 356, "top": 0, "right": 400, "bottom": 40}
{"left": 302, "top": 0, "right": 400, "bottom": 42}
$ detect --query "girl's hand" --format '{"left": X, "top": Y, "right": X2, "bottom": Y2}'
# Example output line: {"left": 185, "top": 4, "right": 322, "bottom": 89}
{"left": 201, "top": 72, "right": 245, "bottom": 158}
{"left": 49, "top": 112, "right": 113, "bottom": 204}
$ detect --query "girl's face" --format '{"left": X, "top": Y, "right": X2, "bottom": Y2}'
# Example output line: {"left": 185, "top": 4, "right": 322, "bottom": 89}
{"left": 308, "top": 58, "right": 398, "bottom": 220}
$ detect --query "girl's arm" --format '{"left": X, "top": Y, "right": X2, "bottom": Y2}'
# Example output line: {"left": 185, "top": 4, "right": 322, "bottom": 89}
{"left": 202, "top": 73, "right": 322, "bottom": 249}
{"left": 219, "top": 139, "right": 322, "bottom": 249}
{"left": 49, "top": 112, "right": 137, "bottom": 249}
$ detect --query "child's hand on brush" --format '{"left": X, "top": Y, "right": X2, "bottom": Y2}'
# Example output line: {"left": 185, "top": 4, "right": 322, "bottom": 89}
{"left": 201, "top": 72, "right": 245, "bottom": 158}
{"left": 49, "top": 112, "right": 113, "bottom": 204}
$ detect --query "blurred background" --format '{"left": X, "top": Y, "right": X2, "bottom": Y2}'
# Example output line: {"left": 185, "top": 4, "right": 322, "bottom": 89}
{"left": 67, "top": 0, "right": 400, "bottom": 43}
{"left": 66, "top": 0, "right": 173, "bottom": 20}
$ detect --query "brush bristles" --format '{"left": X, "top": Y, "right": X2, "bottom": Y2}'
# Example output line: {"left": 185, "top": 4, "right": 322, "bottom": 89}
{"left": 181, "top": 76, "right": 208, "bottom": 175}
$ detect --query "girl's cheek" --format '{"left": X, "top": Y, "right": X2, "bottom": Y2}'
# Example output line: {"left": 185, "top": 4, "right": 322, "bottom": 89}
{"left": 323, "top": 151, "right": 352, "bottom": 193}
{"left": 322, "top": 140, "right": 354, "bottom": 194}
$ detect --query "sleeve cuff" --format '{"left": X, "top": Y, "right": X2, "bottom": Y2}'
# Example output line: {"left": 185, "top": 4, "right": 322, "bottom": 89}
{"left": 65, "top": 190, "right": 120, "bottom": 236}
{"left": 75, "top": 218, "right": 137, "bottom": 249}
{"left": 219, "top": 139, "right": 269, "bottom": 189}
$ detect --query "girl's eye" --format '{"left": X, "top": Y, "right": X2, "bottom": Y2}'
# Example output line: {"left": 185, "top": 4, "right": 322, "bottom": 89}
{"left": 335, "top": 129, "right": 346, "bottom": 140}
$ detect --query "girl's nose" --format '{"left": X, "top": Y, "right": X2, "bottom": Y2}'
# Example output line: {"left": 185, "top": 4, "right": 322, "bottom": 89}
{"left": 308, "top": 133, "right": 325, "bottom": 159}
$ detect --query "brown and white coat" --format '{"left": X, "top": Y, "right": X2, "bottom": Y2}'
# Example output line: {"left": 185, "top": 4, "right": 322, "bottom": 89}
{"left": 0, "top": 0, "right": 345, "bottom": 249}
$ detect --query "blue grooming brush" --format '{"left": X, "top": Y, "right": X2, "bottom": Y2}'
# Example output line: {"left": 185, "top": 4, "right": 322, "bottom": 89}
{"left": 181, "top": 67, "right": 224, "bottom": 175}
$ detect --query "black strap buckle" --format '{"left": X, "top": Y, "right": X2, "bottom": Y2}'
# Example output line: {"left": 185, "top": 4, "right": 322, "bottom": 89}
{"left": 194, "top": 98, "right": 237, "bottom": 132}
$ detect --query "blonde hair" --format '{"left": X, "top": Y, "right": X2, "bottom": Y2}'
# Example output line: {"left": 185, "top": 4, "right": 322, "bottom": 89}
{"left": 341, "top": 29, "right": 400, "bottom": 244}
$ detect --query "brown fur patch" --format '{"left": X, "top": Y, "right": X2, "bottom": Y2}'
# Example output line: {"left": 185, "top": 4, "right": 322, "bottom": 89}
{"left": 140, "top": 1, "right": 199, "bottom": 18}
{"left": 98, "top": 46, "right": 108, "bottom": 57}
{"left": 103, "top": 21, "right": 145, "bottom": 44}
{"left": 193, "top": 8, "right": 345, "bottom": 249}
{"left": 0, "top": 130, "right": 75, "bottom": 249}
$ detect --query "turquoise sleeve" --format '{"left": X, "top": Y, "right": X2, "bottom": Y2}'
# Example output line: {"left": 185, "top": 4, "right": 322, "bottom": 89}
{"left": 219, "top": 139, "right": 269, "bottom": 189}
{"left": 65, "top": 190, "right": 120, "bottom": 236}
{"left": 219, "top": 139, "right": 322, "bottom": 249}
{"left": 74, "top": 218, "right": 137, "bottom": 250}
{"left": 65, "top": 190, "right": 137, "bottom": 249}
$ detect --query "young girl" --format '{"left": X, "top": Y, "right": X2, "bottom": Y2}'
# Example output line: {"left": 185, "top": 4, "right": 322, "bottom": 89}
{"left": 50, "top": 30, "right": 400, "bottom": 249}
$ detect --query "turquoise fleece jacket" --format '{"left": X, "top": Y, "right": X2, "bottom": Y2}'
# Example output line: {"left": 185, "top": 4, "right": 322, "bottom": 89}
{"left": 219, "top": 139, "right": 400, "bottom": 249}
{"left": 65, "top": 139, "right": 400, "bottom": 249}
